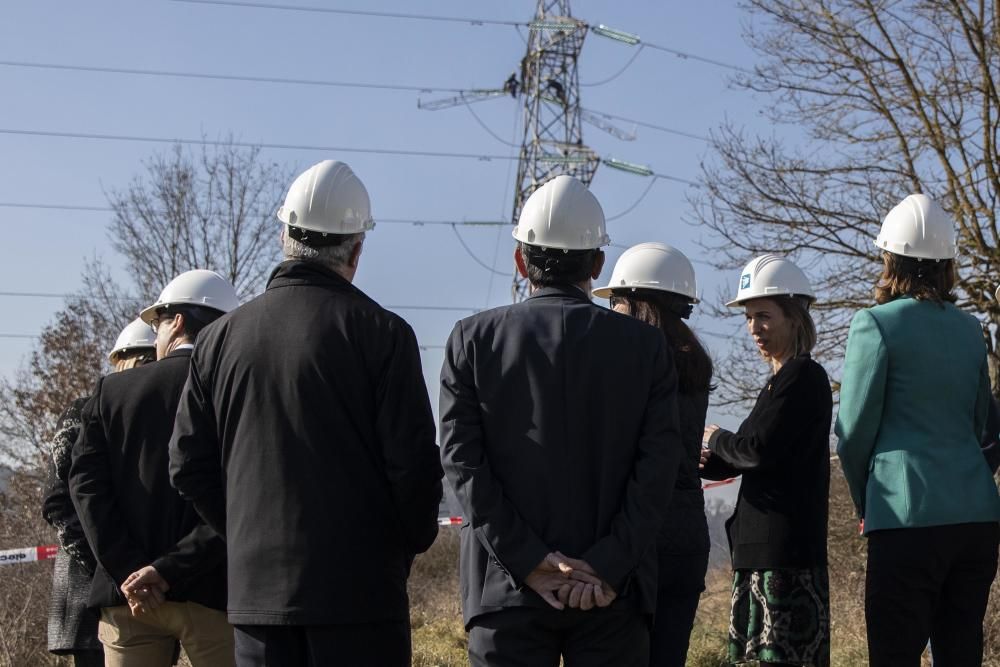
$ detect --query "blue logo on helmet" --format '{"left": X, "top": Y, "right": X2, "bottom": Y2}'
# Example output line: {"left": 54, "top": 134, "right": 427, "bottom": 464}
{"left": 740, "top": 273, "right": 751, "bottom": 289}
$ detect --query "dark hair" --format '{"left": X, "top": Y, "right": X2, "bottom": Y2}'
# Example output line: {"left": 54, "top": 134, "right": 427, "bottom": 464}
{"left": 772, "top": 296, "right": 817, "bottom": 356}
{"left": 611, "top": 289, "right": 714, "bottom": 394}
{"left": 519, "top": 242, "right": 599, "bottom": 287}
{"left": 874, "top": 252, "right": 956, "bottom": 305}
{"left": 158, "top": 305, "right": 224, "bottom": 340}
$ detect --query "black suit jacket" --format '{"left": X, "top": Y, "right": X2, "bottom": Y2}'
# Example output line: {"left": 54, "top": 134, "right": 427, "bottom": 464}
{"left": 702, "top": 354, "right": 832, "bottom": 569}
{"left": 69, "top": 349, "right": 226, "bottom": 610}
{"left": 169, "top": 260, "right": 443, "bottom": 625}
{"left": 439, "top": 285, "right": 682, "bottom": 626}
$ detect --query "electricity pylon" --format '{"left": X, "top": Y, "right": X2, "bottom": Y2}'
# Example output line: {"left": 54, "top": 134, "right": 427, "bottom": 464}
{"left": 511, "top": 0, "right": 599, "bottom": 300}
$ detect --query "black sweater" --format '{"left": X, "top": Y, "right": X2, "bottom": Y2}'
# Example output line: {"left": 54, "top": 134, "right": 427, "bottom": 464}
{"left": 701, "top": 354, "right": 831, "bottom": 569}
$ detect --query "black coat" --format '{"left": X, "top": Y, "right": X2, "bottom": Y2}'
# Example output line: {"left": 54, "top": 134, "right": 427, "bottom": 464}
{"left": 42, "top": 398, "right": 101, "bottom": 653}
{"left": 439, "top": 285, "right": 683, "bottom": 626}
{"left": 702, "top": 354, "right": 832, "bottom": 570}
{"left": 656, "top": 390, "right": 710, "bottom": 557}
{"left": 169, "top": 260, "right": 443, "bottom": 626}
{"left": 69, "top": 349, "right": 226, "bottom": 610}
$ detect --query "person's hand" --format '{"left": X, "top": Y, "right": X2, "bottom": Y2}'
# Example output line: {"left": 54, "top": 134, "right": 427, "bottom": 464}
{"left": 699, "top": 446, "right": 712, "bottom": 470}
{"left": 523, "top": 553, "right": 574, "bottom": 610}
{"left": 121, "top": 565, "right": 169, "bottom": 616}
{"left": 700, "top": 425, "right": 719, "bottom": 470}
{"left": 552, "top": 552, "right": 617, "bottom": 609}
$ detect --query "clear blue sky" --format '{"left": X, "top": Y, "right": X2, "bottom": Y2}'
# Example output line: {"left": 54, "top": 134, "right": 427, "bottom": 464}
{"left": 0, "top": 2, "right": 774, "bottom": 452}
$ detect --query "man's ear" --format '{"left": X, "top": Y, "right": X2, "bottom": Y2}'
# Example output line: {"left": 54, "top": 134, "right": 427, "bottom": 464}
{"left": 169, "top": 312, "right": 186, "bottom": 340}
{"left": 590, "top": 250, "right": 606, "bottom": 280}
{"left": 348, "top": 240, "right": 364, "bottom": 269}
{"left": 514, "top": 246, "right": 529, "bottom": 278}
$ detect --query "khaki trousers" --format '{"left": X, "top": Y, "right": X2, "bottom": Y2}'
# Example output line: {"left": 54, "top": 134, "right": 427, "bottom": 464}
{"left": 99, "top": 601, "right": 234, "bottom": 667}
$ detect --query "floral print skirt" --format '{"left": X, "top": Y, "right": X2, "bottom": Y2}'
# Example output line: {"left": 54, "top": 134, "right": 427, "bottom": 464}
{"left": 727, "top": 567, "right": 830, "bottom": 667}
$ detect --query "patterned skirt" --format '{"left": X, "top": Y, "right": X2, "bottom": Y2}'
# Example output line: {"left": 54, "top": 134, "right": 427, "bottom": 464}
{"left": 727, "top": 568, "right": 830, "bottom": 667}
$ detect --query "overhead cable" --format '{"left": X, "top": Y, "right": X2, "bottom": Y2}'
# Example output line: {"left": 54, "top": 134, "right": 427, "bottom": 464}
{"left": 450, "top": 224, "right": 509, "bottom": 276}
{"left": 0, "top": 202, "right": 509, "bottom": 227}
{"left": 0, "top": 128, "right": 518, "bottom": 162}
{"left": 169, "top": 0, "right": 526, "bottom": 27}
{"left": 0, "top": 59, "right": 469, "bottom": 94}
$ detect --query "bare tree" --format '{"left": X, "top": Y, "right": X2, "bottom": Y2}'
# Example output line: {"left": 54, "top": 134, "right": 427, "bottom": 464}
{"left": 107, "top": 139, "right": 287, "bottom": 301}
{"left": 0, "top": 140, "right": 288, "bottom": 468}
{"left": 693, "top": 0, "right": 1000, "bottom": 406}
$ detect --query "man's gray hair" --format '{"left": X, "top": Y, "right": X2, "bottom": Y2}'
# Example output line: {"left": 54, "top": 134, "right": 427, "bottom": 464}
{"left": 282, "top": 231, "right": 365, "bottom": 272}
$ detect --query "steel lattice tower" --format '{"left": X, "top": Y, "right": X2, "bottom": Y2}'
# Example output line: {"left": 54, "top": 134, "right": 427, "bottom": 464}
{"left": 511, "top": 0, "right": 598, "bottom": 300}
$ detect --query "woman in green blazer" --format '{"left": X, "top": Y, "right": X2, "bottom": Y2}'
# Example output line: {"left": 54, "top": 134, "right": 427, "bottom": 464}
{"left": 836, "top": 194, "right": 1000, "bottom": 667}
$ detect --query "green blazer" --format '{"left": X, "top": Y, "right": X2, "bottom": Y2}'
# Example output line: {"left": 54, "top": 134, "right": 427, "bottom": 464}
{"left": 835, "top": 297, "right": 1000, "bottom": 533}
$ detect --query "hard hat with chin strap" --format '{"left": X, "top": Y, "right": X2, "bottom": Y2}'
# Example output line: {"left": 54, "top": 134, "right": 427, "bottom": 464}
{"left": 139, "top": 269, "right": 240, "bottom": 325}
{"left": 108, "top": 318, "right": 156, "bottom": 362}
{"left": 727, "top": 254, "right": 815, "bottom": 307}
{"left": 512, "top": 175, "right": 610, "bottom": 251}
{"left": 593, "top": 242, "right": 698, "bottom": 302}
{"left": 875, "top": 194, "right": 956, "bottom": 260}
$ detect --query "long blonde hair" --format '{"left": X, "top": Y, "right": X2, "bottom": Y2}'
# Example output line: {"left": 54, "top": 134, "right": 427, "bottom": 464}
{"left": 112, "top": 349, "right": 156, "bottom": 372}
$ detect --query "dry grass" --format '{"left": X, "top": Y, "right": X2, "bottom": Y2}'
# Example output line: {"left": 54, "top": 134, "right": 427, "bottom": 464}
{"left": 408, "top": 528, "right": 466, "bottom": 667}
{"left": 0, "top": 473, "right": 66, "bottom": 667}
{"left": 2, "top": 469, "right": 998, "bottom": 666}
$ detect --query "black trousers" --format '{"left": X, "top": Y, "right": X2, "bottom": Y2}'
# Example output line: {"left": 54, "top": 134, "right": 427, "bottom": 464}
{"left": 234, "top": 621, "right": 410, "bottom": 667}
{"left": 649, "top": 551, "right": 708, "bottom": 667}
{"left": 865, "top": 521, "right": 999, "bottom": 667}
{"left": 468, "top": 605, "right": 649, "bottom": 667}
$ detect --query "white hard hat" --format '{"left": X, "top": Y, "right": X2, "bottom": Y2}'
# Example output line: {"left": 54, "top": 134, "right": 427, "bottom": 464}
{"left": 593, "top": 242, "right": 698, "bottom": 302}
{"left": 276, "top": 160, "right": 374, "bottom": 238}
{"left": 727, "top": 254, "right": 815, "bottom": 307}
{"left": 139, "top": 269, "right": 240, "bottom": 324}
{"left": 875, "top": 193, "right": 956, "bottom": 260}
{"left": 108, "top": 317, "right": 156, "bottom": 362}
{"left": 512, "top": 175, "right": 610, "bottom": 250}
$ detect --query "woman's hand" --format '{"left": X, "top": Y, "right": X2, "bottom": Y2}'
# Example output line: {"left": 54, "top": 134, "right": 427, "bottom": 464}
{"left": 700, "top": 425, "right": 719, "bottom": 469}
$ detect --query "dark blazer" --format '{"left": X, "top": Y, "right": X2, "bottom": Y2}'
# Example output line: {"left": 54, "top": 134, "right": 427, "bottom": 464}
{"left": 439, "top": 285, "right": 683, "bottom": 626}
{"left": 69, "top": 349, "right": 226, "bottom": 610}
{"left": 656, "top": 390, "right": 710, "bottom": 557}
{"left": 702, "top": 354, "right": 831, "bottom": 570}
{"left": 169, "top": 260, "right": 443, "bottom": 626}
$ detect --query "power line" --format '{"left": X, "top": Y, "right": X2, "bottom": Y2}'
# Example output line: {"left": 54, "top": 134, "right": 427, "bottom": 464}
{"left": 605, "top": 177, "right": 660, "bottom": 221}
{"left": 0, "top": 60, "right": 708, "bottom": 143}
{"left": 0, "top": 202, "right": 509, "bottom": 227}
{"left": 641, "top": 40, "right": 750, "bottom": 74}
{"left": 581, "top": 45, "right": 646, "bottom": 87}
{"left": 450, "top": 225, "right": 508, "bottom": 276}
{"left": 0, "top": 290, "right": 479, "bottom": 312}
{"left": 0, "top": 129, "right": 699, "bottom": 185}
{"left": 168, "top": 1, "right": 747, "bottom": 74}
{"left": 0, "top": 59, "right": 469, "bottom": 94}
{"left": 0, "top": 128, "right": 518, "bottom": 162}
{"left": 582, "top": 108, "right": 709, "bottom": 142}
{"left": 0, "top": 334, "right": 35, "bottom": 340}
{"left": 169, "top": 0, "right": 527, "bottom": 27}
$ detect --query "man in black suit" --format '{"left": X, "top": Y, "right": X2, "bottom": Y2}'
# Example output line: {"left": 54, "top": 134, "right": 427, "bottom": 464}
{"left": 168, "top": 160, "right": 443, "bottom": 667}
{"left": 440, "top": 175, "right": 683, "bottom": 667}
{"left": 70, "top": 269, "right": 240, "bottom": 667}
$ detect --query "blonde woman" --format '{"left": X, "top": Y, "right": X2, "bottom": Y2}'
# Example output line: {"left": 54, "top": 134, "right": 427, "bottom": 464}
{"left": 42, "top": 318, "right": 156, "bottom": 666}
{"left": 701, "top": 255, "right": 832, "bottom": 667}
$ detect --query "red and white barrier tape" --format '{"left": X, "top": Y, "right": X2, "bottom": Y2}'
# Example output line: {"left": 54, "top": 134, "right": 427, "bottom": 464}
{"left": 0, "top": 545, "right": 58, "bottom": 566}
